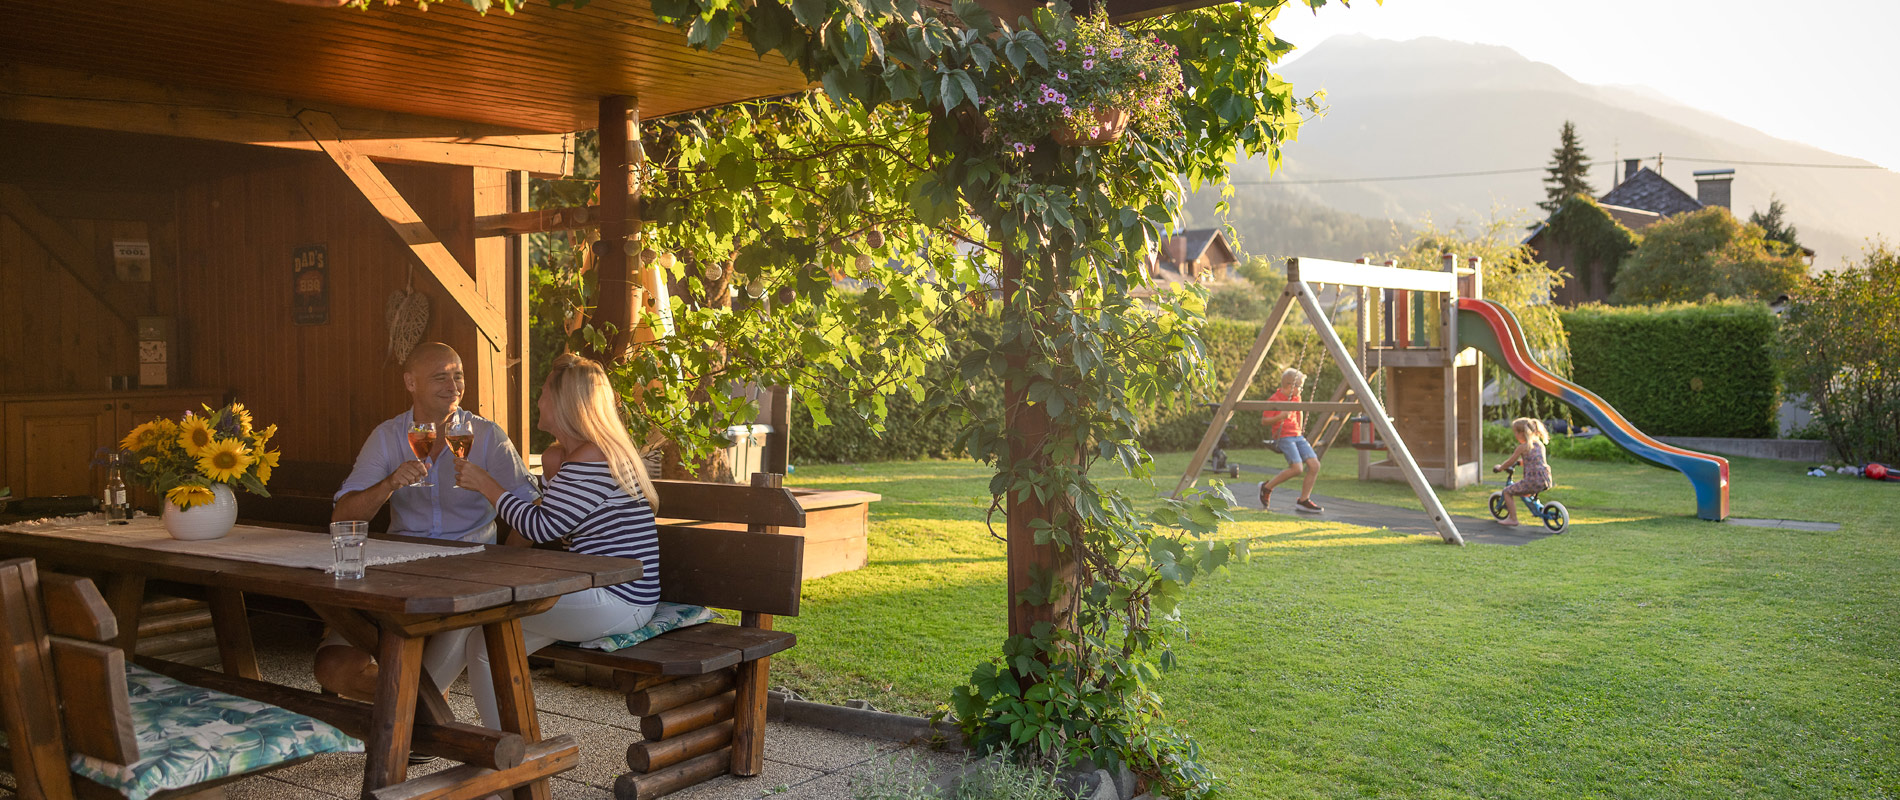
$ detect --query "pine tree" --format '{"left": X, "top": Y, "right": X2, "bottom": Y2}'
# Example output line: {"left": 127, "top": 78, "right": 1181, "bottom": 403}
{"left": 1540, "top": 121, "right": 1595, "bottom": 214}
{"left": 1749, "top": 195, "right": 1803, "bottom": 254}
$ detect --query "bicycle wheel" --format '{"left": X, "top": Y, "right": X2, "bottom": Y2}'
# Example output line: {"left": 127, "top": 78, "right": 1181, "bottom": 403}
{"left": 1488, "top": 493, "right": 1509, "bottom": 520}
{"left": 1542, "top": 502, "right": 1570, "bottom": 533}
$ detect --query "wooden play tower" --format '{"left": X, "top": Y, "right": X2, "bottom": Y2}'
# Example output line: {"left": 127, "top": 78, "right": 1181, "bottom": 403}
{"left": 1174, "top": 254, "right": 1486, "bottom": 544}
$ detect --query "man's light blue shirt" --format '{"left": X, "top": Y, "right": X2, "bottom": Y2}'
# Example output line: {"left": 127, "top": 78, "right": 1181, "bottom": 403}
{"left": 334, "top": 408, "right": 537, "bottom": 543}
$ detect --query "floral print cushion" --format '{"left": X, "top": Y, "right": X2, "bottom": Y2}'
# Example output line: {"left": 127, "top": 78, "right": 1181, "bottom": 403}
{"left": 71, "top": 662, "right": 362, "bottom": 800}
{"left": 566, "top": 602, "right": 719, "bottom": 651}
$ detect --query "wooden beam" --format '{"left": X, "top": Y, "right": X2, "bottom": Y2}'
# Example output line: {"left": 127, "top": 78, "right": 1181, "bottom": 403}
{"left": 473, "top": 205, "right": 598, "bottom": 238}
{"left": 0, "top": 63, "right": 574, "bottom": 174}
{"left": 1173, "top": 287, "right": 1296, "bottom": 498}
{"left": 297, "top": 109, "right": 505, "bottom": 350}
{"left": 1231, "top": 401, "right": 1367, "bottom": 414}
{"left": 0, "top": 184, "right": 136, "bottom": 329}
{"left": 1294, "top": 281, "right": 1463, "bottom": 544}
{"left": 1288, "top": 257, "right": 1460, "bottom": 293}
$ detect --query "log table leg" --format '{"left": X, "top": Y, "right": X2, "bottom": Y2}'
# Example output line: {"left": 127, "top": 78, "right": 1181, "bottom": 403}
{"left": 367, "top": 631, "right": 426, "bottom": 790}
{"left": 207, "top": 588, "right": 260, "bottom": 680}
{"left": 483, "top": 618, "right": 549, "bottom": 800}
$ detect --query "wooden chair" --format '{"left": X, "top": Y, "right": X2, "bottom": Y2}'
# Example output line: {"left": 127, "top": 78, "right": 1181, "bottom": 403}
{"left": 0, "top": 558, "right": 358, "bottom": 800}
{"left": 531, "top": 478, "right": 807, "bottom": 800}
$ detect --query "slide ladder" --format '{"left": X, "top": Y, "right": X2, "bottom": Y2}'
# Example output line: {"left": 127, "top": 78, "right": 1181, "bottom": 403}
{"left": 1456, "top": 298, "right": 1730, "bottom": 521}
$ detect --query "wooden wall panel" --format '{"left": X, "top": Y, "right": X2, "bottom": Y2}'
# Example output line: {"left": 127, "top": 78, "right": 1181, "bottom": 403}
{"left": 0, "top": 191, "right": 177, "bottom": 396}
{"left": 174, "top": 156, "right": 486, "bottom": 468}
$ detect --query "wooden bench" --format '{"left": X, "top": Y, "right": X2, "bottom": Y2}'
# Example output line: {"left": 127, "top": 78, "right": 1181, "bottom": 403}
{"left": 0, "top": 558, "right": 359, "bottom": 800}
{"left": 532, "top": 478, "right": 808, "bottom": 800}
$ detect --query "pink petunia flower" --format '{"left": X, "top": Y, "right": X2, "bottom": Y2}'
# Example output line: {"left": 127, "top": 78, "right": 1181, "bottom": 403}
{"left": 1083, "top": 59, "right": 1094, "bottom": 70}
{"left": 1085, "top": 45, "right": 1096, "bottom": 56}
{"left": 1111, "top": 47, "right": 1123, "bottom": 58}
{"left": 1056, "top": 39, "right": 1067, "bottom": 52}
{"left": 1027, "top": 144, "right": 1036, "bottom": 152}
{"left": 1057, "top": 70, "right": 1068, "bottom": 80}
{"left": 1013, "top": 142, "right": 1027, "bottom": 154}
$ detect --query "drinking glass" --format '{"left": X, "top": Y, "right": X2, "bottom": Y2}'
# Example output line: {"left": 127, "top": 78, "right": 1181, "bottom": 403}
{"left": 446, "top": 420, "right": 475, "bottom": 460}
{"left": 406, "top": 421, "right": 437, "bottom": 488}
{"left": 330, "top": 520, "right": 368, "bottom": 580}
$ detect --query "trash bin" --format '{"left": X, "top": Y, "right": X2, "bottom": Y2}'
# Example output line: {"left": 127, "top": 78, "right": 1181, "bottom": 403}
{"left": 725, "top": 424, "right": 773, "bottom": 479}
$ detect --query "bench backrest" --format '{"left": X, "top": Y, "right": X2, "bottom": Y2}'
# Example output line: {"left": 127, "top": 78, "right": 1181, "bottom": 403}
{"left": 654, "top": 525, "right": 803, "bottom": 618}
{"left": 651, "top": 480, "right": 805, "bottom": 529}
{"left": 237, "top": 460, "right": 389, "bottom": 532}
{"left": 0, "top": 559, "right": 140, "bottom": 800}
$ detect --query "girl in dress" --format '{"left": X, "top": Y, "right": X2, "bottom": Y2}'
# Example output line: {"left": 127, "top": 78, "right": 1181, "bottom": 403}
{"left": 1494, "top": 417, "right": 1553, "bottom": 527}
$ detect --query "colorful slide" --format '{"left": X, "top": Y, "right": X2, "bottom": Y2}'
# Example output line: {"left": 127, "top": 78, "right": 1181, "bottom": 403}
{"left": 1456, "top": 298, "right": 1730, "bottom": 521}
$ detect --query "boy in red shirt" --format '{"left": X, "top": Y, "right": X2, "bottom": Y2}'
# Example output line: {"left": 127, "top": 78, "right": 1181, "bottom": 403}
{"left": 1259, "top": 368, "right": 1323, "bottom": 513}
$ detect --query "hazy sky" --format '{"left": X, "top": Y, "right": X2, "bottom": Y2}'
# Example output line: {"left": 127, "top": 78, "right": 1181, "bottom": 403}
{"left": 1271, "top": 0, "right": 1900, "bottom": 171}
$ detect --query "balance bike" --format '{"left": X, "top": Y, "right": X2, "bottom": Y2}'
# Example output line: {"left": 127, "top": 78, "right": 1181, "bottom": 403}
{"left": 1489, "top": 466, "right": 1570, "bottom": 533}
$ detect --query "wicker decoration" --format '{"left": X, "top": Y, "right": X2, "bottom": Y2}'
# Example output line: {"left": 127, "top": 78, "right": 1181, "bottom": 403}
{"left": 385, "top": 268, "right": 431, "bottom": 364}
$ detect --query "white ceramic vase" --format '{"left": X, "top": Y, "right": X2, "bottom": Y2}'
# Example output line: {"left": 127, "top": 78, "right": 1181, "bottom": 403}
{"left": 162, "top": 483, "right": 238, "bottom": 541}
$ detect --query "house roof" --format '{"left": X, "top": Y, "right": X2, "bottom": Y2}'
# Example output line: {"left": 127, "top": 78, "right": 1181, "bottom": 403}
{"left": 1155, "top": 228, "right": 1236, "bottom": 272}
{"left": 1597, "top": 167, "right": 1703, "bottom": 217}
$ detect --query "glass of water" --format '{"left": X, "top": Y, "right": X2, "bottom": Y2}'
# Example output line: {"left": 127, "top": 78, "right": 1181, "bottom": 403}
{"left": 330, "top": 520, "right": 368, "bottom": 580}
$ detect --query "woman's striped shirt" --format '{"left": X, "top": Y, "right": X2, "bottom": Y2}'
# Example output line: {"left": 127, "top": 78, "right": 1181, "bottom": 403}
{"left": 496, "top": 461, "right": 659, "bottom": 606}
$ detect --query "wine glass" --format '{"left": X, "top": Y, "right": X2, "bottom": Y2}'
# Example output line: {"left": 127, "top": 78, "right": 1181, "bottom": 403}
{"left": 445, "top": 420, "right": 475, "bottom": 488}
{"left": 406, "top": 421, "right": 437, "bottom": 488}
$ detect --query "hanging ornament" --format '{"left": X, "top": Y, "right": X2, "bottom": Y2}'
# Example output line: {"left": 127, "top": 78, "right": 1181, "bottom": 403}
{"left": 704, "top": 261, "right": 725, "bottom": 282}
{"left": 745, "top": 276, "right": 767, "bottom": 299}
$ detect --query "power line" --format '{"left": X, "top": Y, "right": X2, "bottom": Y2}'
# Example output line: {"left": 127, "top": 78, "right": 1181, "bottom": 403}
{"left": 1228, "top": 156, "right": 1887, "bottom": 186}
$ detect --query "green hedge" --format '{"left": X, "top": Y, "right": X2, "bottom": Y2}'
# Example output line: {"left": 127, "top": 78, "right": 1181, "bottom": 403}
{"left": 790, "top": 316, "right": 1347, "bottom": 463}
{"left": 1558, "top": 301, "right": 1779, "bottom": 438}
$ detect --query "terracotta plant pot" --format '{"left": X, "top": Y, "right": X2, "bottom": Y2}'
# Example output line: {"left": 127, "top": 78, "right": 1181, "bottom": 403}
{"left": 162, "top": 484, "right": 238, "bottom": 541}
{"left": 1052, "top": 108, "right": 1131, "bottom": 146}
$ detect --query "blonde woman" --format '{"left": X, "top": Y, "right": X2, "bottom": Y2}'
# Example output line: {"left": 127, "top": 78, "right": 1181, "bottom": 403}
{"left": 453, "top": 353, "right": 660, "bottom": 729}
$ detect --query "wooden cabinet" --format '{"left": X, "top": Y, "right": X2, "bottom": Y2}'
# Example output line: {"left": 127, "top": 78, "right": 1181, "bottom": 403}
{"left": 1, "top": 390, "right": 220, "bottom": 500}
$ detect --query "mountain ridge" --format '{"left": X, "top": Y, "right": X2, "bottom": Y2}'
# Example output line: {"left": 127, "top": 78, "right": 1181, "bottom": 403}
{"left": 1211, "top": 35, "right": 1898, "bottom": 267}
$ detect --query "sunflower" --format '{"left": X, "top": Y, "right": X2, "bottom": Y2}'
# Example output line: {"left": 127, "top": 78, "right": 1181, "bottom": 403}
{"left": 120, "top": 420, "right": 159, "bottom": 451}
{"left": 196, "top": 438, "right": 254, "bottom": 483}
{"left": 177, "top": 415, "right": 215, "bottom": 457}
{"left": 229, "top": 403, "right": 255, "bottom": 436}
{"left": 255, "top": 423, "right": 279, "bottom": 449}
{"left": 255, "top": 449, "right": 281, "bottom": 485}
{"left": 166, "top": 484, "right": 215, "bottom": 510}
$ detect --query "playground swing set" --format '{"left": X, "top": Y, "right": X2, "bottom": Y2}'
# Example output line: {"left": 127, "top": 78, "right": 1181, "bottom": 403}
{"left": 1175, "top": 255, "right": 1732, "bottom": 546}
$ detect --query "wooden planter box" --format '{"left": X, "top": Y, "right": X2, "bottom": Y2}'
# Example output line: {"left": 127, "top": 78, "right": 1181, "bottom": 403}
{"left": 659, "top": 488, "right": 880, "bottom": 581}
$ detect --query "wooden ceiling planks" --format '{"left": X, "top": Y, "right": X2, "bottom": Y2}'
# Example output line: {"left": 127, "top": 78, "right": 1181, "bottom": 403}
{"left": 0, "top": 0, "right": 812, "bottom": 133}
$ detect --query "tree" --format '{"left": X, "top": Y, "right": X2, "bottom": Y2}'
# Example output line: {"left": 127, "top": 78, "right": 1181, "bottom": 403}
{"left": 1775, "top": 241, "right": 1900, "bottom": 464}
{"left": 1611, "top": 207, "right": 1806, "bottom": 304}
{"left": 1749, "top": 195, "right": 1803, "bottom": 254}
{"left": 1540, "top": 120, "right": 1594, "bottom": 214}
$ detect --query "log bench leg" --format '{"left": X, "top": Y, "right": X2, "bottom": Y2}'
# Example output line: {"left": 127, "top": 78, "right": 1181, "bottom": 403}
{"left": 367, "top": 632, "right": 425, "bottom": 790}
{"left": 483, "top": 618, "right": 550, "bottom": 800}
{"left": 206, "top": 588, "right": 259, "bottom": 680}
{"left": 731, "top": 612, "right": 773, "bottom": 777}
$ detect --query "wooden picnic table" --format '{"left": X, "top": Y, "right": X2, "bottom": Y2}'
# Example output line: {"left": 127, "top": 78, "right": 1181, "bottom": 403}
{"left": 0, "top": 520, "right": 642, "bottom": 800}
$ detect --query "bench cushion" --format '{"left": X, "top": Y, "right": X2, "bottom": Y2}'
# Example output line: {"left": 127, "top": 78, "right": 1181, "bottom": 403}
{"left": 564, "top": 602, "right": 719, "bottom": 652}
{"left": 72, "top": 663, "right": 362, "bottom": 800}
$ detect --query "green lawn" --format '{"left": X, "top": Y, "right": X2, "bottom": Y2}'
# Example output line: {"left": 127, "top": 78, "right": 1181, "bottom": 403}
{"left": 771, "top": 447, "right": 1899, "bottom": 799}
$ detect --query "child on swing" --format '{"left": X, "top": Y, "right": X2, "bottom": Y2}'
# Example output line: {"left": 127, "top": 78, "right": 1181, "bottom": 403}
{"left": 1259, "top": 368, "right": 1323, "bottom": 514}
{"left": 1492, "top": 417, "right": 1553, "bottom": 526}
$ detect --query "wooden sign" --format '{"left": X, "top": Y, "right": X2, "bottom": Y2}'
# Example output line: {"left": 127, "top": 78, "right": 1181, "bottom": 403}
{"left": 292, "top": 244, "right": 330, "bottom": 325}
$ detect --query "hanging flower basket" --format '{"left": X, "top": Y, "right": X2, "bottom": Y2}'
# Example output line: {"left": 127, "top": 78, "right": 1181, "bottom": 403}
{"left": 1051, "top": 107, "right": 1132, "bottom": 147}
{"left": 986, "top": 11, "right": 1184, "bottom": 156}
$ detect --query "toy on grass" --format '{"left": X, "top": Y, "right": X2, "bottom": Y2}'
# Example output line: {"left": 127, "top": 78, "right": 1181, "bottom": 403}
{"left": 1868, "top": 463, "right": 1895, "bottom": 482}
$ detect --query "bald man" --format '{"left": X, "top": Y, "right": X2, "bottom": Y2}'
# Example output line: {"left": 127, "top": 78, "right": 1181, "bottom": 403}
{"left": 319, "top": 343, "right": 536, "bottom": 706}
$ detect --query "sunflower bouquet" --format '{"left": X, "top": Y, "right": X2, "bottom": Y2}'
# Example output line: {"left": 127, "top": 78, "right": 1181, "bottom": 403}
{"left": 121, "top": 403, "right": 278, "bottom": 510}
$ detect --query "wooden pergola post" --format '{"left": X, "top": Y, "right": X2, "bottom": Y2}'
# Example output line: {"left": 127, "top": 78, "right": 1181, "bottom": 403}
{"left": 1001, "top": 248, "right": 1068, "bottom": 639}
{"left": 595, "top": 95, "right": 640, "bottom": 362}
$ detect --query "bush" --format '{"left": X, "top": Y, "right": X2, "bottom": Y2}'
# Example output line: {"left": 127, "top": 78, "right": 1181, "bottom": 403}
{"left": 1559, "top": 300, "right": 1780, "bottom": 438}
{"left": 1775, "top": 242, "right": 1900, "bottom": 464}
{"left": 853, "top": 754, "right": 1067, "bottom": 800}
{"left": 1205, "top": 280, "right": 1273, "bottom": 322}
{"left": 1482, "top": 423, "right": 1638, "bottom": 463}
{"left": 790, "top": 315, "right": 1351, "bottom": 463}
{"left": 1611, "top": 207, "right": 1806, "bottom": 304}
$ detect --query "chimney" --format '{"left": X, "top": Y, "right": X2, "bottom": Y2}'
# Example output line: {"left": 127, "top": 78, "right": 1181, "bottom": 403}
{"left": 1693, "top": 168, "right": 1735, "bottom": 209}
{"left": 1624, "top": 158, "right": 1642, "bottom": 183}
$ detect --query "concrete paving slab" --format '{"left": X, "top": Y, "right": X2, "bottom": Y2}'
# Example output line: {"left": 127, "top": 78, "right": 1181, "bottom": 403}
{"left": 227, "top": 775, "right": 348, "bottom": 800}
{"left": 537, "top": 713, "right": 647, "bottom": 789}
{"left": 763, "top": 721, "right": 902, "bottom": 771}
